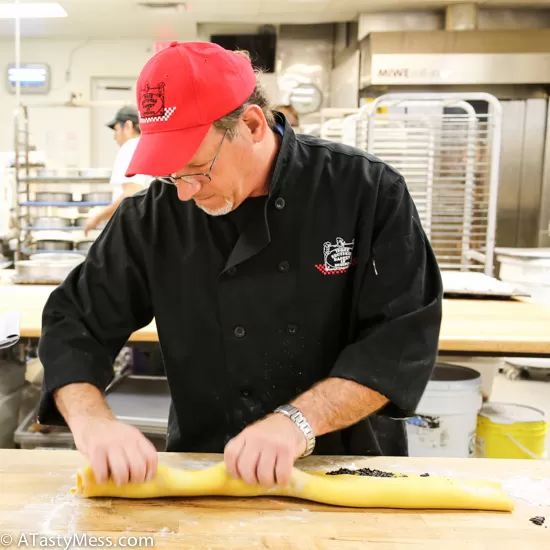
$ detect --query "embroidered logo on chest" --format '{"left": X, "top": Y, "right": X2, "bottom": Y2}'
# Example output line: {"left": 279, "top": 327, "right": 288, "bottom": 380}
{"left": 138, "top": 81, "right": 177, "bottom": 123}
{"left": 315, "top": 237, "right": 357, "bottom": 275}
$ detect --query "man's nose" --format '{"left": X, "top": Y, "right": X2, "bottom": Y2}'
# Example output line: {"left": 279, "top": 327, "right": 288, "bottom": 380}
{"left": 176, "top": 180, "right": 201, "bottom": 201}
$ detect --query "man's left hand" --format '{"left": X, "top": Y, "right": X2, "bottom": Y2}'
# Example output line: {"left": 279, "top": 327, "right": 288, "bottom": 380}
{"left": 224, "top": 413, "right": 307, "bottom": 487}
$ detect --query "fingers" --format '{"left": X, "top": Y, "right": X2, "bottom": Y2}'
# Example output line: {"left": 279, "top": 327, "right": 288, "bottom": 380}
{"left": 230, "top": 443, "right": 291, "bottom": 487}
{"left": 225, "top": 440, "right": 287, "bottom": 487}
{"left": 224, "top": 414, "right": 304, "bottom": 487}
{"left": 256, "top": 449, "right": 277, "bottom": 487}
{"left": 79, "top": 420, "right": 158, "bottom": 486}
{"left": 137, "top": 436, "right": 158, "bottom": 482}
{"left": 89, "top": 447, "right": 109, "bottom": 484}
{"left": 107, "top": 447, "right": 130, "bottom": 486}
{"left": 224, "top": 436, "right": 245, "bottom": 480}
{"left": 236, "top": 442, "right": 261, "bottom": 486}
{"left": 275, "top": 448, "right": 294, "bottom": 486}
{"left": 123, "top": 443, "right": 147, "bottom": 484}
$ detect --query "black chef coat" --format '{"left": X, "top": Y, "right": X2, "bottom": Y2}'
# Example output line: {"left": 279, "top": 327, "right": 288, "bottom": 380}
{"left": 37, "top": 114, "right": 443, "bottom": 457}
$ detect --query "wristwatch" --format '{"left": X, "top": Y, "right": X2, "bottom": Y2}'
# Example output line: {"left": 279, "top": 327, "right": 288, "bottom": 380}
{"left": 274, "top": 404, "right": 315, "bottom": 458}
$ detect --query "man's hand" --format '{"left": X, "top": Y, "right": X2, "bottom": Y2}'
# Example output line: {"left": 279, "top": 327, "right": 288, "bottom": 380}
{"left": 71, "top": 416, "right": 158, "bottom": 486}
{"left": 224, "top": 413, "right": 307, "bottom": 488}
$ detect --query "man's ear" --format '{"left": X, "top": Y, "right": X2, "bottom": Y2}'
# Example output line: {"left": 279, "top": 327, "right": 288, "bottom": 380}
{"left": 241, "top": 105, "right": 268, "bottom": 143}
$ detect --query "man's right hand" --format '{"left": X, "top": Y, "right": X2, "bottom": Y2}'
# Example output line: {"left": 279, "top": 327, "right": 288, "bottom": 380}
{"left": 71, "top": 416, "right": 158, "bottom": 486}
{"left": 53, "top": 383, "right": 158, "bottom": 487}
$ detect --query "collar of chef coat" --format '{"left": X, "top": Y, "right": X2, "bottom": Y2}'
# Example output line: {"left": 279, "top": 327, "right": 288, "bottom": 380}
{"left": 222, "top": 112, "right": 296, "bottom": 272}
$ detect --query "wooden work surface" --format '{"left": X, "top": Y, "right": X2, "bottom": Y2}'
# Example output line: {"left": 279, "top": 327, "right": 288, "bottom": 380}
{"left": 1, "top": 282, "right": 550, "bottom": 354}
{"left": 0, "top": 450, "right": 548, "bottom": 550}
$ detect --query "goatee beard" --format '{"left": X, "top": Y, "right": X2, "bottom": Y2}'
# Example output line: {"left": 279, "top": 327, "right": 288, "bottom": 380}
{"left": 195, "top": 199, "right": 234, "bottom": 216}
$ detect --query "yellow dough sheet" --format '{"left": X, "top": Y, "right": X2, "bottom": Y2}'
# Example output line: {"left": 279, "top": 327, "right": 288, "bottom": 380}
{"left": 71, "top": 462, "right": 514, "bottom": 512}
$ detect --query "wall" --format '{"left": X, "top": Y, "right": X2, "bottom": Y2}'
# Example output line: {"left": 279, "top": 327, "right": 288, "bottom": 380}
{"left": 0, "top": 23, "right": 334, "bottom": 169}
{"left": 200, "top": 23, "right": 335, "bottom": 114}
{"left": 330, "top": 50, "right": 359, "bottom": 109}
{"left": 277, "top": 24, "right": 333, "bottom": 112}
{"left": 197, "top": 23, "right": 282, "bottom": 106}
{"left": 0, "top": 38, "right": 159, "bottom": 168}
{"left": 358, "top": 11, "right": 443, "bottom": 40}
{"left": 478, "top": 9, "right": 550, "bottom": 30}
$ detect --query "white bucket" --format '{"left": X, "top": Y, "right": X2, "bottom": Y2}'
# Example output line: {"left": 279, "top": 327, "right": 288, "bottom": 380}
{"left": 406, "top": 364, "right": 482, "bottom": 458}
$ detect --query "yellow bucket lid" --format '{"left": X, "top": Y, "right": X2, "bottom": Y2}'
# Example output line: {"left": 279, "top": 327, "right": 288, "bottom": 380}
{"left": 480, "top": 402, "right": 546, "bottom": 424}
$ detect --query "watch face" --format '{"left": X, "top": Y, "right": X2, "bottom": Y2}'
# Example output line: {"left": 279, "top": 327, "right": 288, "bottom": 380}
{"left": 289, "top": 83, "right": 323, "bottom": 115}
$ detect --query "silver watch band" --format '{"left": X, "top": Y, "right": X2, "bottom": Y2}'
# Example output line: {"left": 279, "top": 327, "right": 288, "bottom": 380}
{"left": 274, "top": 404, "right": 315, "bottom": 458}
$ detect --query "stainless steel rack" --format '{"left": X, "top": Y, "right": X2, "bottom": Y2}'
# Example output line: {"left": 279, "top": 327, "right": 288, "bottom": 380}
{"left": 13, "top": 104, "right": 114, "bottom": 261}
{"left": 319, "top": 93, "right": 503, "bottom": 276}
{"left": 18, "top": 176, "right": 111, "bottom": 184}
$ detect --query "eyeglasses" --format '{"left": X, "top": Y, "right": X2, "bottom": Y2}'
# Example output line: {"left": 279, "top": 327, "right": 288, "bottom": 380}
{"left": 156, "top": 130, "right": 228, "bottom": 186}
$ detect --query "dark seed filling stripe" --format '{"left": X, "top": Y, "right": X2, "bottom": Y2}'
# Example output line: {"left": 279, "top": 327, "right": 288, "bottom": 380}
{"left": 326, "top": 467, "right": 408, "bottom": 478}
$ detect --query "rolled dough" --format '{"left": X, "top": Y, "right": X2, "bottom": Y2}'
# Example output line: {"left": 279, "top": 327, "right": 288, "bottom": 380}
{"left": 72, "top": 462, "right": 514, "bottom": 512}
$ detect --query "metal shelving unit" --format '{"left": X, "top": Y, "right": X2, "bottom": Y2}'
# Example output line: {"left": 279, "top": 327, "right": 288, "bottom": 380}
{"left": 22, "top": 226, "right": 104, "bottom": 231}
{"left": 319, "top": 93, "right": 503, "bottom": 276}
{"left": 13, "top": 103, "right": 114, "bottom": 261}
{"left": 19, "top": 201, "right": 110, "bottom": 207}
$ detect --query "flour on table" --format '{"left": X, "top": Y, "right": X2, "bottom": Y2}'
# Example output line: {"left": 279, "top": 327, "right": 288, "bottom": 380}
{"left": 386, "top": 462, "right": 550, "bottom": 507}
{"left": 502, "top": 477, "right": 550, "bottom": 507}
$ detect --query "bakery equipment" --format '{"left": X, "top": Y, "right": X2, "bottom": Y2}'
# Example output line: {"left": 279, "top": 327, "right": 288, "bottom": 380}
{"left": 104, "top": 375, "right": 170, "bottom": 434}
{"left": 75, "top": 240, "right": 94, "bottom": 251}
{"left": 14, "top": 374, "right": 170, "bottom": 449}
{"left": 35, "top": 240, "right": 73, "bottom": 251}
{"left": 324, "top": 93, "right": 502, "bottom": 275}
{"left": 35, "top": 192, "right": 73, "bottom": 203}
{"left": 82, "top": 191, "right": 112, "bottom": 203}
{"left": 14, "top": 259, "right": 80, "bottom": 281}
{"left": 28, "top": 252, "right": 82, "bottom": 262}
{"left": 30, "top": 216, "right": 72, "bottom": 229}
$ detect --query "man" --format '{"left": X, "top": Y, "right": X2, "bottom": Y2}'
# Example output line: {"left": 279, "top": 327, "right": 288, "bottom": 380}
{"left": 84, "top": 106, "right": 152, "bottom": 235}
{"left": 274, "top": 104, "right": 299, "bottom": 129}
{"left": 37, "top": 42, "right": 442, "bottom": 489}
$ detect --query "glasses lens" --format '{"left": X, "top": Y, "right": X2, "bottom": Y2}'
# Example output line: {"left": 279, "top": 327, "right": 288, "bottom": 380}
{"left": 181, "top": 174, "right": 211, "bottom": 186}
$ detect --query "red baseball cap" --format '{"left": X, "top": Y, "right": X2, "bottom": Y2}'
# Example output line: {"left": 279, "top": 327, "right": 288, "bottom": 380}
{"left": 125, "top": 41, "right": 257, "bottom": 178}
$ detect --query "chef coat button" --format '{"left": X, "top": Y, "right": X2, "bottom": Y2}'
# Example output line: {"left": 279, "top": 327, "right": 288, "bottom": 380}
{"left": 274, "top": 197, "right": 286, "bottom": 210}
{"left": 226, "top": 266, "right": 237, "bottom": 276}
{"left": 278, "top": 260, "right": 290, "bottom": 272}
{"left": 287, "top": 324, "right": 298, "bottom": 334}
{"left": 234, "top": 326, "right": 246, "bottom": 338}
{"left": 240, "top": 387, "right": 253, "bottom": 397}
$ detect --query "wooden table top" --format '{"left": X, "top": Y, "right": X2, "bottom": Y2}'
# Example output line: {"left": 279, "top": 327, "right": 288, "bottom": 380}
{"left": 0, "top": 450, "right": 548, "bottom": 550}
{"left": 1, "top": 282, "right": 550, "bottom": 355}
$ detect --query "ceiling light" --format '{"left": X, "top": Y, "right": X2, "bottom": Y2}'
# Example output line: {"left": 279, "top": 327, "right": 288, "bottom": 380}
{"left": 0, "top": 2, "right": 68, "bottom": 19}
{"left": 136, "top": 1, "right": 187, "bottom": 12}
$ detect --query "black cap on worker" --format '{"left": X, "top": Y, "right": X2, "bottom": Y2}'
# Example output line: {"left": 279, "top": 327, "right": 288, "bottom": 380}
{"left": 106, "top": 106, "right": 139, "bottom": 130}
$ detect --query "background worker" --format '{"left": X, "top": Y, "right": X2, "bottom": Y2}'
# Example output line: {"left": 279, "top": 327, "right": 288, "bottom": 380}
{"left": 84, "top": 106, "right": 152, "bottom": 235}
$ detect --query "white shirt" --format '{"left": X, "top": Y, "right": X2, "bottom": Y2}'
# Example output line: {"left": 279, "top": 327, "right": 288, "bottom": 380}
{"left": 110, "top": 137, "right": 152, "bottom": 201}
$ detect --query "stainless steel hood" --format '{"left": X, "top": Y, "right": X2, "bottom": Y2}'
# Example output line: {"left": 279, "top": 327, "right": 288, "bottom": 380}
{"left": 359, "top": 29, "right": 550, "bottom": 88}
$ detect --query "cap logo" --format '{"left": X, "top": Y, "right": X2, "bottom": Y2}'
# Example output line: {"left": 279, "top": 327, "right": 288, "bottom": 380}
{"left": 139, "top": 81, "right": 177, "bottom": 124}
